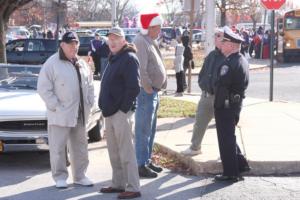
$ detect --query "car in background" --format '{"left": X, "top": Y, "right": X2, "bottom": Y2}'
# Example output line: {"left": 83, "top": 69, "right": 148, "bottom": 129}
{"left": 6, "top": 39, "right": 57, "bottom": 64}
{"left": 75, "top": 29, "right": 93, "bottom": 37}
{"left": 125, "top": 34, "right": 136, "bottom": 43}
{"left": 0, "top": 64, "right": 102, "bottom": 153}
{"left": 95, "top": 28, "right": 109, "bottom": 36}
{"left": 192, "top": 29, "right": 205, "bottom": 43}
{"left": 122, "top": 28, "right": 140, "bottom": 35}
{"left": 78, "top": 36, "right": 94, "bottom": 56}
{"left": 7, "top": 26, "right": 30, "bottom": 39}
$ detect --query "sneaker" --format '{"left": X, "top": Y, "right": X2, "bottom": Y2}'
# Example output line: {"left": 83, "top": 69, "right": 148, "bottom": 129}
{"left": 181, "top": 147, "right": 202, "bottom": 156}
{"left": 138, "top": 165, "right": 157, "bottom": 178}
{"left": 74, "top": 177, "right": 93, "bottom": 186}
{"left": 148, "top": 162, "right": 163, "bottom": 173}
{"left": 55, "top": 180, "right": 68, "bottom": 189}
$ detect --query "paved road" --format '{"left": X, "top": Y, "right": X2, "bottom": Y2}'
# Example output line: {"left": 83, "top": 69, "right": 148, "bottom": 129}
{"left": 166, "top": 62, "right": 300, "bottom": 103}
{"left": 1, "top": 141, "right": 300, "bottom": 200}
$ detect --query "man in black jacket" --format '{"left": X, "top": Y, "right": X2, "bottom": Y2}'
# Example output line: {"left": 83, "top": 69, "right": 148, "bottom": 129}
{"left": 98, "top": 27, "right": 141, "bottom": 199}
{"left": 181, "top": 28, "right": 225, "bottom": 156}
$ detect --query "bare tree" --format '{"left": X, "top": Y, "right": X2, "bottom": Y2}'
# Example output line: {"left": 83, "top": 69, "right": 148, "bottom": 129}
{"left": 0, "top": 0, "right": 33, "bottom": 64}
{"left": 216, "top": 0, "right": 244, "bottom": 26}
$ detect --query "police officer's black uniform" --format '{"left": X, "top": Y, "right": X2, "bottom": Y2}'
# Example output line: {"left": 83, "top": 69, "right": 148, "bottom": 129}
{"left": 214, "top": 28, "right": 250, "bottom": 182}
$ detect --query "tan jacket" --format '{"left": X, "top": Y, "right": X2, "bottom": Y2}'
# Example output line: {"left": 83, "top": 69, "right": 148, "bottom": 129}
{"left": 37, "top": 52, "right": 94, "bottom": 127}
{"left": 133, "top": 33, "right": 167, "bottom": 91}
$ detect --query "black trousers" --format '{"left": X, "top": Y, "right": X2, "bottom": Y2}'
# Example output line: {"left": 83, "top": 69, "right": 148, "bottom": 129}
{"left": 175, "top": 71, "right": 184, "bottom": 93}
{"left": 92, "top": 55, "right": 101, "bottom": 75}
{"left": 214, "top": 104, "right": 248, "bottom": 176}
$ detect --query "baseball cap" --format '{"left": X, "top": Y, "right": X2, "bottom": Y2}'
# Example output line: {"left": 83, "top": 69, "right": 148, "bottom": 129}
{"left": 61, "top": 31, "right": 79, "bottom": 43}
{"left": 107, "top": 27, "right": 125, "bottom": 38}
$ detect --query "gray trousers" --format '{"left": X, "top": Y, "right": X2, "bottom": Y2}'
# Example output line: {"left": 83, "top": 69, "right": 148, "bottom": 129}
{"left": 190, "top": 93, "right": 215, "bottom": 151}
{"left": 105, "top": 111, "right": 140, "bottom": 192}
{"left": 48, "top": 119, "right": 89, "bottom": 182}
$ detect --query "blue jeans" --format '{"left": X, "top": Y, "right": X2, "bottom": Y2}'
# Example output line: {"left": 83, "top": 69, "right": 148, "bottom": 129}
{"left": 135, "top": 88, "right": 159, "bottom": 167}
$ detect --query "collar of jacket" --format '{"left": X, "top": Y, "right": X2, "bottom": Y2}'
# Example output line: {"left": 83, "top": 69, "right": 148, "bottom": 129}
{"left": 108, "top": 43, "right": 137, "bottom": 62}
{"left": 59, "top": 48, "right": 79, "bottom": 62}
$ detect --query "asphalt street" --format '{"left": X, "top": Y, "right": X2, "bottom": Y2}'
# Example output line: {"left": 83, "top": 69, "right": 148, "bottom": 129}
{"left": 166, "top": 62, "right": 300, "bottom": 103}
{"left": 1, "top": 141, "right": 300, "bottom": 200}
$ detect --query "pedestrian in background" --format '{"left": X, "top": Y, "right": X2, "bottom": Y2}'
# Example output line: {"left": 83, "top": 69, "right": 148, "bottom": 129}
{"left": 88, "top": 32, "right": 102, "bottom": 76}
{"left": 133, "top": 12, "right": 167, "bottom": 178}
{"left": 98, "top": 27, "right": 141, "bottom": 199}
{"left": 174, "top": 38, "right": 185, "bottom": 96}
{"left": 214, "top": 27, "right": 250, "bottom": 182}
{"left": 181, "top": 28, "right": 225, "bottom": 156}
{"left": 37, "top": 31, "right": 94, "bottom": 188}
{"left": 182, "top": 32, "right": 193, "bottom": 91}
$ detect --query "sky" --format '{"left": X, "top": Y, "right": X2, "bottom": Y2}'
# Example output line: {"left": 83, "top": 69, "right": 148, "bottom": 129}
{"left": 130, "top": 0, "right": 162, "bottom": 13}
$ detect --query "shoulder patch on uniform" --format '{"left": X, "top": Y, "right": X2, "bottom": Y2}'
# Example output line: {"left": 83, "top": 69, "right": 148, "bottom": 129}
{"left": 220, "top": 65, "right": 229, "bottom": 76}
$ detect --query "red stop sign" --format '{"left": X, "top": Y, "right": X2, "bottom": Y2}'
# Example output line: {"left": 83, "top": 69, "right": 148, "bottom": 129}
{"left": 261, "top": 0, "right": 286, "bottom": 10}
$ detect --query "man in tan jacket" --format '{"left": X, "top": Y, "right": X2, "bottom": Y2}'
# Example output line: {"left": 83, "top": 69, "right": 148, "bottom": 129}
{"left": 37, "top": 32, "right": 94, "bottom": 188}
{"left": 134, "top": 13, "right": 167, "bottom": 178}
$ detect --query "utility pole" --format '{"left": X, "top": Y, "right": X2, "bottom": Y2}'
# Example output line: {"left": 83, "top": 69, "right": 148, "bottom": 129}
{"left": 112, "top": 0, "right": 117, "bottom": 26}
{"left": 56, "top": 0, "right": 61, "bottom": 49}
{"left": 187, "top": 0, "right": 195, "bottom": 93}
{"left": 205, "top": 0, "right": 215, "bottom": 55}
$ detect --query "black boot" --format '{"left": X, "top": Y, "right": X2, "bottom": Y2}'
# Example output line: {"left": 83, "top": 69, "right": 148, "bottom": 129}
{"left": 148, "top": 162, "right": 163, "bottom": 173}
{"left": 138, "top": 165, "right": 157, "bottom": 178}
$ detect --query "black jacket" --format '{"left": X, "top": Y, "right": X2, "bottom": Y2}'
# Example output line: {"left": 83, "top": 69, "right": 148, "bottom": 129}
{"left": 99, "top": 44, "right": 140, "bottom": 117}
{"left": 198, "top": 48, "right": 225, "bottom": 94}
{"left": 214, "top": 52, "right": 249, "bottom": 109}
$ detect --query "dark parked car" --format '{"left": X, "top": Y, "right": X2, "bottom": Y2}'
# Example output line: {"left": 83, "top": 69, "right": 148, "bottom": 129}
{"left": 6, "top": 39, "right": 57, "bottom": 64}
{"left": 78, "top": 36, "right": 94, "bottom": 56}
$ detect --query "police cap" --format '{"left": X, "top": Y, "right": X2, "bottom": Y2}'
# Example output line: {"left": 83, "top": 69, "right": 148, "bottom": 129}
{"left": 222, "top": 26, "right": 244, "bottom": 44}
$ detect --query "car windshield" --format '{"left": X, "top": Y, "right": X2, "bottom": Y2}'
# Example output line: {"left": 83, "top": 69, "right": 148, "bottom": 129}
{"left": 0, "top": 65, "right": 40, "bottom": 90}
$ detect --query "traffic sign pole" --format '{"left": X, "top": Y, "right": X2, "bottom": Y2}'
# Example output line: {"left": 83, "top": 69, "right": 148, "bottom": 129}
{"left": 270, "top": 10, "right": 275, "bottom": 101}
{"left": 260, "top": 0, "right": 286, "bottom": 102}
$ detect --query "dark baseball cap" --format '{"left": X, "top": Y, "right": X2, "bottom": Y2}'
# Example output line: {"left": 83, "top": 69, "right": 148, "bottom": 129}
{"left": 61, "top": 31, "right": 79, "bottom": 43}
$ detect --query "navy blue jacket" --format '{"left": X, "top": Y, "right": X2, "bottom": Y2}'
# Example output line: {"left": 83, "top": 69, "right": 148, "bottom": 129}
{"left": 99, "top": 44, "right": 140, "bottom": 117}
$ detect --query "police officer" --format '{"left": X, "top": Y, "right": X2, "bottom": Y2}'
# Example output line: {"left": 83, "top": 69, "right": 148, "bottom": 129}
{"left": 214, "top": 27, "right": 250, "bottom": 182}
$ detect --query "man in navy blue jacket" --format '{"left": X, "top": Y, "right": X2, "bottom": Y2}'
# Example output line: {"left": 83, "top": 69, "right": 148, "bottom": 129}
{"left": 98, "top": 27, "right": 141, "bottom": 199}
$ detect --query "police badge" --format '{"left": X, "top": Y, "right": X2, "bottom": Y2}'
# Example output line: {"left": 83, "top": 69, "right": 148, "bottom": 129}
{"left": 220, "top": 65, "right": 229, "bottom": 76}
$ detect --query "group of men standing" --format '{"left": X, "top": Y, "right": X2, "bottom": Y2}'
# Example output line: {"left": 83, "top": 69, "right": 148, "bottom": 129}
{"left": 36, "top": 11, "right": 250, "bottom": 199}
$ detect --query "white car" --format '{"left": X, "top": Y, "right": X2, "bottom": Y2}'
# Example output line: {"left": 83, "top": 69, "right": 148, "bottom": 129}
{"left": 0, "top": 64, "right": 102, "bottom": 153}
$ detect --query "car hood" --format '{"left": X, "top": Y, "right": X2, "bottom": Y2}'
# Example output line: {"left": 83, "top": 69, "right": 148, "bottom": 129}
{"left": 0, "top": 90, "right": 46, "bottom": 120}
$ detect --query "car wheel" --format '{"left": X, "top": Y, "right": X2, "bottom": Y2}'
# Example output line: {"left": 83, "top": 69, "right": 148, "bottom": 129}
{"left": 88, "top": 117, "right": 103, "bottom": 142}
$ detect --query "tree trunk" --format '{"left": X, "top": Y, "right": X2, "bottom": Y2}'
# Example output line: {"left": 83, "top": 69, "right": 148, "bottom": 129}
{"left": 0, "top": 17, "right": 8, "bottom": 80}
{"left": 220, "top": 0, "right": 226, "bottom": 26}
{"left": 0, "top": 17, "right": 6, "bottom": 63}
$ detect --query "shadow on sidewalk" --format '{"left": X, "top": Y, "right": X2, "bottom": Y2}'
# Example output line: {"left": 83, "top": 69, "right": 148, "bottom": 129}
{"left": 157, "top": 118, "right": 194, "bottom": 131}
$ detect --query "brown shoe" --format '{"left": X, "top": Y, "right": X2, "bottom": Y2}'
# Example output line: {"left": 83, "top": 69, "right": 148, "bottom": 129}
{"left": 100, "top": 186, "right": 125, "bottom": 193}
{"left": 118, "top": 191, "right": 141, "bottom": 199}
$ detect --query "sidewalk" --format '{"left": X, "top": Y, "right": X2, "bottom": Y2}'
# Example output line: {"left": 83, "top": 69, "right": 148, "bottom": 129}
{"left": 166, "top": 58, "right": 270, "bottom": 76}
{"left": 155, "top": 95, "right": 300, "bottom": 176}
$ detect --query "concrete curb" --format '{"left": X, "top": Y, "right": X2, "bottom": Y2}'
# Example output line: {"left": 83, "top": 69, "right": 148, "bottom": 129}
{"left": 155, "top": 141, "right": 300, "bottom": 176}
{"left": 154, "top": 142, "right": 222, "bottom": 176}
